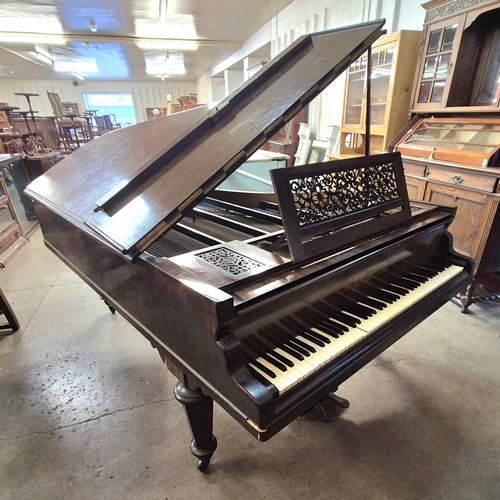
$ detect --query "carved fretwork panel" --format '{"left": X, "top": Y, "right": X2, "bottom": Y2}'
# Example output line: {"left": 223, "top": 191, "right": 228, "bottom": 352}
{"left": 271, "top": 152, "right": 411, "bottom": 262}
{"left": 198, "top": 247, "right": 265, "bottom": 275}
{"left": 289, "top": 162, "right": 401, "bottom": 227}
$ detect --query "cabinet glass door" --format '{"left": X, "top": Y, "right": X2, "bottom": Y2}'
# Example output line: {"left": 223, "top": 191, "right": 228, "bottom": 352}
{"left": 345, "top": 56, "right": 367, "bottom": 126}
{"left": 0, "top": 159, "right": 37, "bottom": 235}
{"left": 371, "top": 45, "right": 394, "bottom": 126}
{"left": 417, "top": 22, "right": 459, "bottom": 104}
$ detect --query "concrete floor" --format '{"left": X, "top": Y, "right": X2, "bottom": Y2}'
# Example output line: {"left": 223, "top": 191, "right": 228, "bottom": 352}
{"left": 1, "top": 228, "right": 499, "bottom": 500}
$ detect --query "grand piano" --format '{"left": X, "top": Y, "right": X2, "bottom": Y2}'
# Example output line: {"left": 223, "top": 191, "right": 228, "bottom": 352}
{"left": 25, "top": 20, "right": 473, "bottom": 471}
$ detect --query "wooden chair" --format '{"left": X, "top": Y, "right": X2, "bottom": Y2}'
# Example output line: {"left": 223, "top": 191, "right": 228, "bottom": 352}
{"left": 177, "top": 95, "right": 204, "bottom": 111}
{"left": 0, "top": 289, "right": 19, "bottom": 334}
{"left": 47, "top": 91, "right": 92, "bottom": 153}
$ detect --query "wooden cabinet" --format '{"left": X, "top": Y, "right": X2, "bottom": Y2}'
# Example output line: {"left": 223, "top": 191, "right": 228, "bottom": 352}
{"left": 340, "top": 30, "right": 421, "bottom": 155}
{"left": 402, "top": 157, "right": 500, "bottom": 273}
{"left": 0, "top": 156, "right": 24, "bottom": 266}
{"left": 391, "top": 0, "right": 500, "bottom": 310}
{"left": 410, "top": 0, "right": 500, "bottom": 112}
{"left": 0, "top": 154, "right": 39, "bottom": 266}
{"left": 23, "top": 151, "right": 61, "bottom": 182}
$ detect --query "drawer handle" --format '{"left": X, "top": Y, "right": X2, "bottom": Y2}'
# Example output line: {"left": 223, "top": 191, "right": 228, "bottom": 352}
{"left": 451, "top": 174, "right": 464, "bottom": 184}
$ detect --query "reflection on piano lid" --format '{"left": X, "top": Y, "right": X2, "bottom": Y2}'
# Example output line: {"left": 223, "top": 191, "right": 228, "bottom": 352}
{"left": 24, "top": 19, "right": 474, "bottom": 472}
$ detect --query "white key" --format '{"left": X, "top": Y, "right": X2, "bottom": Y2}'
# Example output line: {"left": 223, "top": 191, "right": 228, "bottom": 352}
{"left": 249, "top": 264, "right": 464, "bottom": 395}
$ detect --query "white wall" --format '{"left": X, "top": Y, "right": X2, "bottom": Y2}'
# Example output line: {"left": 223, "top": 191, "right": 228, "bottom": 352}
{"left": 0, "top": 78, "right": 197, "bottom": 123}
{"left": 196, "top": 0, "right": 426, "bottom": 144}
{"left": 0, "top": 1, "right": 427, "bottom": 135}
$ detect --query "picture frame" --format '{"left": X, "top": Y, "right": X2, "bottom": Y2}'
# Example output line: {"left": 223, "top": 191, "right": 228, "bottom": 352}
{"left": 306, "top": 140, "right": 329, "bottom": 163}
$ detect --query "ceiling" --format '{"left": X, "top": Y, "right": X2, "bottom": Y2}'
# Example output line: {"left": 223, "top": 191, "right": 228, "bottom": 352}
{"left": 0, "top": 0, "right": 294, "bottom": 82}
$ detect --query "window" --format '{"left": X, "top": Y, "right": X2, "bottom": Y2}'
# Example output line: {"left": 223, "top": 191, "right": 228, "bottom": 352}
{"left": 83, "top": 93, "right": 137, "bottom": 127}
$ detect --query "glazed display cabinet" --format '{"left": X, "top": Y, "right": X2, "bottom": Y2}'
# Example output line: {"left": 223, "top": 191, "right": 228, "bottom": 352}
{"left": 391, "top": 0, "right": 500, "bottom": 311}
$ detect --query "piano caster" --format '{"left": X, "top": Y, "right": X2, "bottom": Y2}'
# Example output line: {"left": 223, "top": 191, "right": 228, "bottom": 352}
{"left": 101, "top": 297, "right": 116, "bottom": 314}
{"left": 174, "top": 382, "right": 217, "bottom": 472}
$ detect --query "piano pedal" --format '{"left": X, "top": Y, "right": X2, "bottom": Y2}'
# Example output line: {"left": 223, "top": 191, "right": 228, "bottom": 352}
{"left": 308, "top": 393, "right": 350, "bottom": 423}
{"left": 325, "top": 392, "right": 350, "bottom": 409}
{"left": 312, "top": 402, "right": 334, "bottom": 423}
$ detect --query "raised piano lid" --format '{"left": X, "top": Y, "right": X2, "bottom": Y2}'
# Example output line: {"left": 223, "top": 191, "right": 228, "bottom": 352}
{"left": 25, "top": 20, "right": 385, "bottom": 259}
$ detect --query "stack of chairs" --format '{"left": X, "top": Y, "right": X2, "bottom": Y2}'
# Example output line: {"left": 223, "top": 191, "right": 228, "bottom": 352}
{"left": 47, "top": 91, "right": 92, "bottom": 155}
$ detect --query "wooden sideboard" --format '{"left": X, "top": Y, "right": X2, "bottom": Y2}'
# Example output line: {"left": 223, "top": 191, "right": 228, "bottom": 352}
{"left": 391, "top": 0, "right": 500, "bottom": 311}
{"left": 403, "top": 156, "right": 500, "bottom": 274}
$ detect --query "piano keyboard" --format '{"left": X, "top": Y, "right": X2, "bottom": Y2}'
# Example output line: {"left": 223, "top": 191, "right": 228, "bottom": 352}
{"left": 244, "top": 260, "right": 464, "bottom": 395}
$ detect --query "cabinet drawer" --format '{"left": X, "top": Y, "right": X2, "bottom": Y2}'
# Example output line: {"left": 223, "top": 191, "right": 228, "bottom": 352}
{"left": 426, "top": 166, "right": 497, "bottom": 192}
{"left": 0, "top": 224, "right": 21, "bottom": 253}
{"left": 403, "top": 162, "right": 427, "bottom": 177}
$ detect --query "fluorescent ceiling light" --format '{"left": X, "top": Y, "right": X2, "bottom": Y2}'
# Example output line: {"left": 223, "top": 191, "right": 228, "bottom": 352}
{"left": 35, "top": 51, "right": 53, "bottom": 65}
{"left": 146, "top": 52, "right": 186, "bottom": 75}
{"left": 54, "top": 59, "right": 98, "bottom": 74}
{"left": 159, "top": 0, "right": 167, "bottom": 21}
{"left": 0, "top": 34, "right": 66, "bottom": 45}
{"left": 137, "top": 40, "right": 198, "bottom": 50}
{"left": 72, "top": 72, "right": 85, "bottom": 80}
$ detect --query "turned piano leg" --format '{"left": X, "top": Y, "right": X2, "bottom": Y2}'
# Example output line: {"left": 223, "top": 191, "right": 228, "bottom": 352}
{"left": 174, "top": 382, "right": 217, "bottom": 472}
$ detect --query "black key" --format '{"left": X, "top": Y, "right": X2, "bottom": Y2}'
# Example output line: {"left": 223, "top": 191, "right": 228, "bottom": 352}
{"left": 329, "top": 310, "right": 360, "bottom": 327}
{"left": 272, "top": 318, "right": 316, "bottom": 356}
{"left": 323, "top": 294, "right": 373, "bottom": 320}
{"left": 405, "top": 272, "right": 427, "bottom": 283}
{"left": 280, "top": 316, "right": 304, "bottom": 335}
{"left": 306, "top": 328, "right": 331, "bottom": 344}
{"left": 268, "top": 350, "right": 295, "bottom": 367}
{"left": 342, "top": 300, "right": 375, "bottom": 319}
{"left": 289, "top": 336, "right": 316, "bottom": 353}
{"left": 300, "top": 330, "right": 326, "bottom": 347}
{"left": 251, "top": 359, "right": 276, "bottom": 378}
{"left": 370, "top": 288, "right": 399, "bottom": 303}
{"left": 385, "top": 272, "right": 420, "bottom": 290}
{"left": 322, "top": 318, "right": 348, "bottom": 334}
{"left": 283, "top": 340, "right": 310, "bottom": 357}
{"left": 354, "top": 294, "right": 387, "bottom": 311}
{"left": 396, "top": 277, "right": 421, "bottom": 289}
{"left": 316, "top": 322, "right": 340, "bottom": 338}
{"left": 247, "top": 335, "right": 288, "bottom": 372}
{"left": 261, "top": 353, "right": 288, "bottom": 372}
{"left": 263, "top": 327, "right": 298, "bottom": 358}
{"left": 268, "top": 325, "right": 310, "bottom": 361}
{"left": 280, "top": 343, "right": 305, "bottom": 361}
{"left": 356, "top": 281, "right": 398, "bottom": 304}
{"left": 371, "top": 277, "right": 409, "bottom": 296}
{"left": 411, "top": 266, "right": 437, "bottom": 279}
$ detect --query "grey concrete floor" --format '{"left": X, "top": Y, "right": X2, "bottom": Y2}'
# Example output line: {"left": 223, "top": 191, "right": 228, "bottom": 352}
{"left": 1, "top": 228, "right": 499, "bottom": 500}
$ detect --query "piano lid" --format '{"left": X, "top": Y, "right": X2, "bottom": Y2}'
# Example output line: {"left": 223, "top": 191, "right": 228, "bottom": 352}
{"left": 25, "top": 20, "right": 385, "bottom": 258}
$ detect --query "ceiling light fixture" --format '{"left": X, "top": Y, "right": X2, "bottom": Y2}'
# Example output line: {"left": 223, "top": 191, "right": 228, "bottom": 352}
{"left": 72, "top": 72, "right": 85, "bottom": 80}
{"left": 35, "top": 51, "right": 53, "bottom": 66}
{"left": 0, "top": 45, "right": 45, "bottom": 67}
{"left": 159, "top": 0, "right": 168, "bottom": 21}
{"left": 137, "top": 40, "right": 197, "bottom": 50}
{"left": 0, "top": 34, "right": 66, "bottom": 45}
{"left": 89, "top": 21, "right": 97, "bottom": 33}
